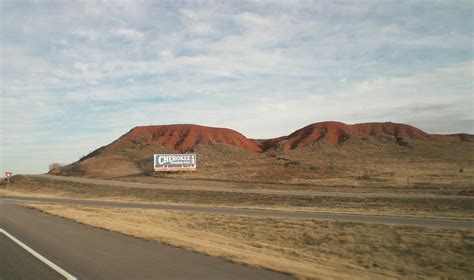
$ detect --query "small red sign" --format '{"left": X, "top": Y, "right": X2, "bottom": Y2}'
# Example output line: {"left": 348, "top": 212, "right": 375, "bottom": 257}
{"left": 5, "top": 172, "right": 12, "bottom": 178}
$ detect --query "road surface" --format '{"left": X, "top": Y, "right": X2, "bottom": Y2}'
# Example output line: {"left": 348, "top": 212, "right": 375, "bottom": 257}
{"left": 0, "top": 200, "right": 292, "bottom": 280}
{"left": 2, "top": 195, "right": 473, "bottom": 229}
{"left": 0, "top": 233, "right": 65, "bottom": 280}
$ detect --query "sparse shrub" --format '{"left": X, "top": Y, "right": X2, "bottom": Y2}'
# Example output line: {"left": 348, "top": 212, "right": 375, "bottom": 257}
{"left": 458, "top": 189, "right": 474, "bottom": 196}
{"left": 284, "top": 160, "right": 301, "bottom": 167}
{"left": 276, "top": 156, "right": 291, "bottom": 162}
{"left": 79, "top": 147, "right": 104, "bottom": 162}
{"left": 49, "top": 163, "right": 63, "bottom": 171}
{"left": 396, "top": 136, "right": 410, "bottom": 147}
{"left": 329, "top": 159, "right": 335, "bottom": 169}
{"left": 358, "top": 169, "right": 370, "bottom": 180}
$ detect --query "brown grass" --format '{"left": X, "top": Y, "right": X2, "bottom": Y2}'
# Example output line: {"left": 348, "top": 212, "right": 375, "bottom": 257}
{"left": 23, "top": 203, "right": 474, "bottom": 279}
{"left": 3, "top": 175, "right": 474, "bottom": 219}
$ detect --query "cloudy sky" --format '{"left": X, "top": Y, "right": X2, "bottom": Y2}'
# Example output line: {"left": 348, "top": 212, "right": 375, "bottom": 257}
{"left": 1, "top": 0, "right": 473, "bottom": 174}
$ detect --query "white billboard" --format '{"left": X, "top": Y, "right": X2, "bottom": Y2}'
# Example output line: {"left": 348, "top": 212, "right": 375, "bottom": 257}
{"left": 154, "top": 154, "right": 197, "bottom": 172}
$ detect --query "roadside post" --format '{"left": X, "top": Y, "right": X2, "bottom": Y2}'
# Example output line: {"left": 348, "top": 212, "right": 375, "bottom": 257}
{"left": 5, "top": 172, "right": 12, "bottom": 189}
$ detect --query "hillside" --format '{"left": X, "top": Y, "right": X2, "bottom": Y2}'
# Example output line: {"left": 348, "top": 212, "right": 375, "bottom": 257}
{"left": 264, "top": 121, "right": 473, "bottom": 152}
{"left": 57, "top": 124, "right": 265, "bottom": 178}
{"left": 55, "top": 122, "right": 474, "bottom": 184}
{"left": 122, "top": 124, "right": 263, "bottom": 153}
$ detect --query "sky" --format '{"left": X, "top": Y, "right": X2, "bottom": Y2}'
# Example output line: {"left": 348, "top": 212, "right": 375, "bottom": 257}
{"left": 1, "top": 0, "right": 473, "bottom": 174}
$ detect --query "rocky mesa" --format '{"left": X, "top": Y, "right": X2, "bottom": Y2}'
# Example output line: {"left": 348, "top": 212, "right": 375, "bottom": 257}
{"left": 54, "top": 121, "right": 473, "bottom": 179}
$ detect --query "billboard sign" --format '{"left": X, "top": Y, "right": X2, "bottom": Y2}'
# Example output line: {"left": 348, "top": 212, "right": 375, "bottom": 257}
{"left": 154, "top": 154, "right": 197, "bottom": 172}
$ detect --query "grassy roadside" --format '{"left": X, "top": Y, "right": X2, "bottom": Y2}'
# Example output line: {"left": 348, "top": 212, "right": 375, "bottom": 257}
{"left": 2, "top": 175, "right": 474, "bottom": 219}
{"left": 119, "top": 173, "right": 474, "bottom": 196}
{"left": 23, "top": 203, "right": 474, "bottom": 279}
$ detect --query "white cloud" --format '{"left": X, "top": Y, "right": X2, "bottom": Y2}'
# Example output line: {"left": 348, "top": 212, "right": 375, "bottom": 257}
{"left": 235, "top": 11, "right": 273, "bottom": 28}
{"left": 73, "top": 62, "right": 89, "bottom": 72}
{"left": 74, "top": 29, "right": 101, "bottom": 41}
{"left": 112, "top": 28, "right": 145, "bottom": 41}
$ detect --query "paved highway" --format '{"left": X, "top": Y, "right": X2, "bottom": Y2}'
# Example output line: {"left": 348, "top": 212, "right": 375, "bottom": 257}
{"left": 0, "top": 233, "right": 64, "bottom": 280}
{"left": 1, "top": 195, "right": 473, "bottom": 229}
{"left": 0, "top": 200, "right": 292, "bottom": 280}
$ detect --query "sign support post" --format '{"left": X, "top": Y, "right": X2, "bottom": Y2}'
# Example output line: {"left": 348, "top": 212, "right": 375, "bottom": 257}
{"left": 5, "top": 172, "right": 12, "bottom": 189}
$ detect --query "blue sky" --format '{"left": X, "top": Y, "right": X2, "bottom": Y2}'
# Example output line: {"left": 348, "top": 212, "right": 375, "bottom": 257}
{"left": 1, "top": 0, "right": 473, "bottom": 174}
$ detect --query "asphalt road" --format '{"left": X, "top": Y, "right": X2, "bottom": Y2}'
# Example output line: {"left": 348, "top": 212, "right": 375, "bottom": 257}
{"left": 2, "top": 195, "right": 473, "bottom": 229}
{"left": 0, "top": 201, "right": 292, "bottom": 280}
{"left": 0, "top": 233, "right": 64, "bottom": 280}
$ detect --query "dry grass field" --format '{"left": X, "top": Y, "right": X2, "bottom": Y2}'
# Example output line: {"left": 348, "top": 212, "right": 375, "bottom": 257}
{"left": 3, "top": 175, "right": 473, "bottom": 219}
{"left": 23, "top": 203, "right": 474, "bottom": 279}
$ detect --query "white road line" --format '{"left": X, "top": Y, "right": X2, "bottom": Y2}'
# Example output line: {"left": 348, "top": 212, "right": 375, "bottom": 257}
{"left": 0, "top": 228, "right": 77, "bottom": 280}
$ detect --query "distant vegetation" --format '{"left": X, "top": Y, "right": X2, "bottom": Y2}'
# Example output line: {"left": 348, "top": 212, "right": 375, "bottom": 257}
{"left": 48, "top": 163, "right": 63, "bottom": 171}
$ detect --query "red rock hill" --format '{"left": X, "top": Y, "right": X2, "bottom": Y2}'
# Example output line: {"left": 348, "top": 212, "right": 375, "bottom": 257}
{"left": 265, "top": 121, "right": 473, "bottom": 152}
{"left": 115, "top": 122, "right": 472, "bottom": 154}
{"left": 55, "top": 122, "right": 472, "bottom": 178}
{"left": 120, "top": 124, "right": 263, "bottom": 153}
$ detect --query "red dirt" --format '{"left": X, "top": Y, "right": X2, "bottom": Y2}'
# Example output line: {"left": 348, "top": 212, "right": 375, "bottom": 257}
{"left": 353, "top": 122, "right": 446, "bottom": 141}
{"left": 445, "top": 133, "right": 474, "bottom": 143}
{"left": 278, "top": 121, "right": 363, "bottom": 152}
{"left": 106, "top": 122, "right": 473, "bottom": 154}
{"left": 121, "top": 124, "right": 263, "bottom": 153}
{"left": 268, "top": 122, "right": 472, "bottom": 151}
